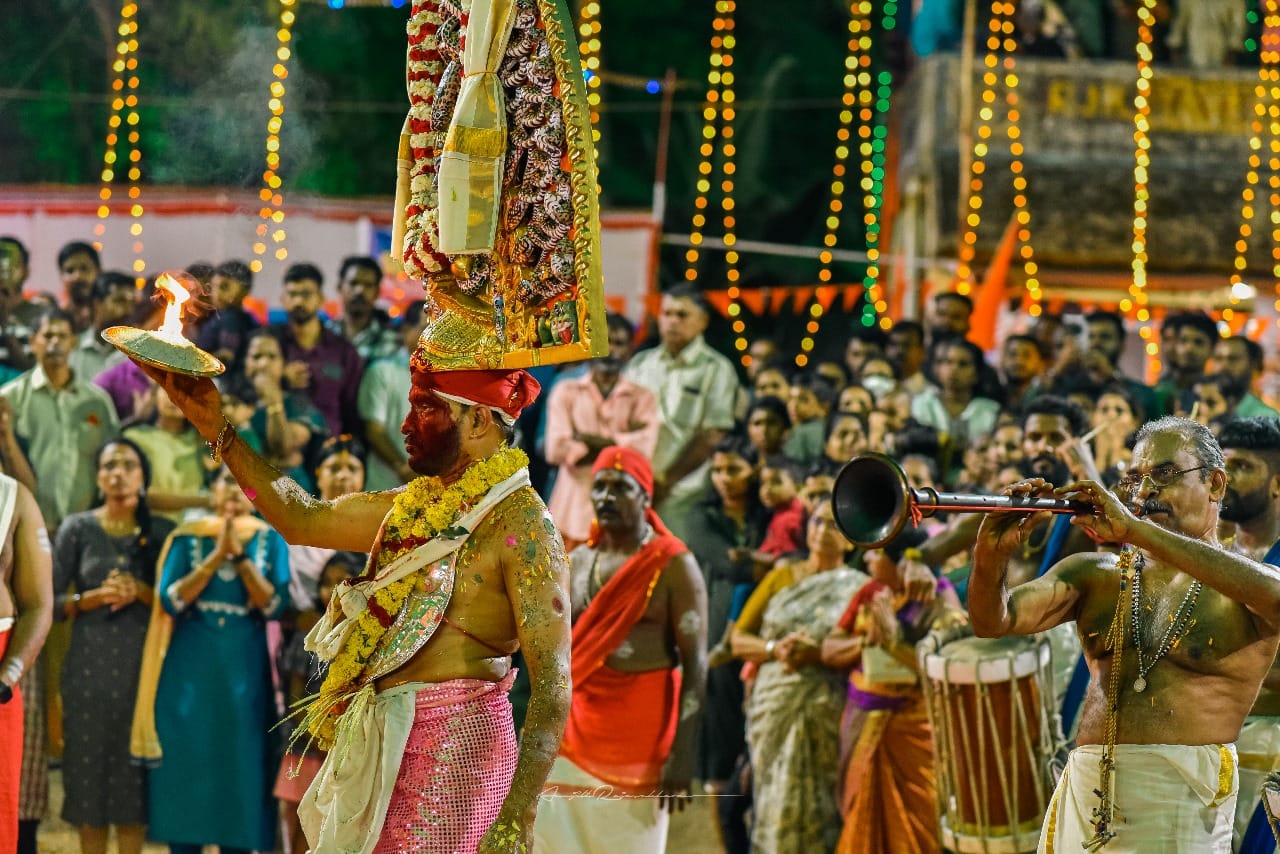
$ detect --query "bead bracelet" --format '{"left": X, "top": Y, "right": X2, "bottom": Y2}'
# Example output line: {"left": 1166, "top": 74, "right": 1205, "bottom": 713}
{"left": 207, "top": 418, "right": 237, "bottom": 464}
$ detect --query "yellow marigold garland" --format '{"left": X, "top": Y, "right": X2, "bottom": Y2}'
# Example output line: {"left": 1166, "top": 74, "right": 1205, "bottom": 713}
{"left": 306, "top": 446, "right": 528, "bottom": 744}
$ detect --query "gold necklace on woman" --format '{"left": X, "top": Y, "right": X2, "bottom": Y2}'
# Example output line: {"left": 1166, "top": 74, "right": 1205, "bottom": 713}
{"left": 793, "top": 557, "right": 826, "bottom": 583}
{"left": 97, "top": 509, "right": 139, "bottom": 538}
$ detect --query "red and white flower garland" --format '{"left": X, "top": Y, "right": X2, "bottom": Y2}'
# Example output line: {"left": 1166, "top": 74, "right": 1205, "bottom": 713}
{"left": 402, "top": 0, "right": 448, "bottom": 278}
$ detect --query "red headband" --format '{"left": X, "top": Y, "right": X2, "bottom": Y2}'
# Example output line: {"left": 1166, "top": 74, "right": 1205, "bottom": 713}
{"left": 591, "top": 445, "right": 654, "bottom": 498}
{"left": 413, "top": 365, "right": 541, "bottom": 420}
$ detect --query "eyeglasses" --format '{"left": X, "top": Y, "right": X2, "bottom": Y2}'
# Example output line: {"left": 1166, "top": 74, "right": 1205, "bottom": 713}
{"left": 1116, "top": 464, "right": 1208, "bottom": 498}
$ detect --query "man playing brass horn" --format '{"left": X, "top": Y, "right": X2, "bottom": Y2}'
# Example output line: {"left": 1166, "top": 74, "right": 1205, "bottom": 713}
{"left": 969, "top": 416, "right": 1280, "bottom": 851}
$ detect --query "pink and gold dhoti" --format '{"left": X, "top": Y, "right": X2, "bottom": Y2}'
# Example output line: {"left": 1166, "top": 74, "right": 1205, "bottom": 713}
{"left": 301, "top": 672, "right": 518, "bottom": 854}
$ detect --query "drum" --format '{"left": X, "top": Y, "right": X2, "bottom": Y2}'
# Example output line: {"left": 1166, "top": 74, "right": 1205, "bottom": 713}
{"left": 922, "top": 635, "right": 1056, "bottom": 854}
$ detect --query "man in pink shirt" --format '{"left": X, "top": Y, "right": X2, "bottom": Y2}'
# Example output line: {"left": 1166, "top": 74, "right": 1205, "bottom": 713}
{"left": 546, "top": 313, "right": 659, "bottom": 550}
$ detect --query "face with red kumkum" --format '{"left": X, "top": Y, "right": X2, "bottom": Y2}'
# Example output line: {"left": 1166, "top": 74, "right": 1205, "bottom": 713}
{"left": 403, "top": 368, "right": 465, "bottom": 477}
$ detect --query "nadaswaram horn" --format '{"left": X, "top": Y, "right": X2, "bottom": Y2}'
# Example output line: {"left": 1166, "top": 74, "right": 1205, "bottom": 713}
{"left": 831, "top": 453, "right": 1093, "bottom": 548}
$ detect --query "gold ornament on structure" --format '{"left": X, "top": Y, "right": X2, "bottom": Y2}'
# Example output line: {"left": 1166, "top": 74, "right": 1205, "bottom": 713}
{"left": 417, "top": 283, "right": 508, "bottom": 370}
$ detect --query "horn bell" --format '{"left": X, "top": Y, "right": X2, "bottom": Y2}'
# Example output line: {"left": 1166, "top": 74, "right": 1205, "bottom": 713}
{"left": 831, "top": 453, "right": 914, "bottom": 549}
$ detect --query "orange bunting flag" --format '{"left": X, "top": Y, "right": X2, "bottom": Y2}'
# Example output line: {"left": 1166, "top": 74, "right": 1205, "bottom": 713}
{"left": 704, "top": 289, "right": 733, "bottom": 318}
{"left": 791, "top": 286, "right": 816, "bottom": 313}
{"left": 842, "top": 285, "right": 863, "bottom": 312}
{"left": 740, "top": 289, "right": 767, "bottom": 316}
{"left": 816, "top": 285, "right": 839, "bottom": 312}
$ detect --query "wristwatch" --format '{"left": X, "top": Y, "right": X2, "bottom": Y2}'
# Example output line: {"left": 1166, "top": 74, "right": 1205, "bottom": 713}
{"left": 228, "top": 551, "right": 247, "bottom": 565}
{"left": 0, "top": 682, "right": 13, "bottom": 705}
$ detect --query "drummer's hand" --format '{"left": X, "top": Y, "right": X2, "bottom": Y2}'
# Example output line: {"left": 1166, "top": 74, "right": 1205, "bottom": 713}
{"left": 128, "top": 357, "right": 225, "bottom": 440}
{"left": 1057, "top": 479, "right": 1134, "bottom": 543}
{"left": 975, "top": 478, "right": 1055, "bottom": 558}
{"left": 901, "top": 558, "right": 936, "bottom": 604}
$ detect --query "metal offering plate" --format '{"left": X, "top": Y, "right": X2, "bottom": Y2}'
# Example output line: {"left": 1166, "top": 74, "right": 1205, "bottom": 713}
{"left": 102, "top": 326, "right": 225, "bottom": 378}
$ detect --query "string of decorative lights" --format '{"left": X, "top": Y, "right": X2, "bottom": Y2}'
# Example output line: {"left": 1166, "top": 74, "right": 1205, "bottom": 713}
{"left": 798, "top": 0, "right": 901, "bottom": 362}
{"left": 251, "top": 0, "right": 298, "bottom": 274}
{"left": 683, "top": 1, "right": 747, "bottom": 366}
{"left": 1228, "top": 0, "right": 1277, "bottom": 327}
{"left": 954, "top": 0, "right": 1016, "bottom": 296}
{"left": 1264, "top": 5, "right": 1280, "bottom": 316}
{"left": 1248, "top": 0, "right": 1262, "bottom": 54}
{"left": 1002, "top": 52, "right": 1040, "bottom": 317}
{"left": 1125, "top": 0, "right": 1159, "bottom": 373}
{"left": 122, "top": 10, "right": 144, "bottom": 281}
{"left": 94, "top": 1, "right": 144, "bottom": 281}
{"left": 856, "top": 0, "right": 897, "bottom": 335}
{"left": 1269, "top": 116, "right": 1280, "bottom": 318}
{"left": 577, "top": 0, "right": 602, "bottom": 144}
{"left": 717, "top": 3, "right": 742, "bottom": 363}
{"left": 802, "top": 0, "right": 874, "bottom": 367}
{"left": 815, "top": 0, "right": 870, "bottom": 290}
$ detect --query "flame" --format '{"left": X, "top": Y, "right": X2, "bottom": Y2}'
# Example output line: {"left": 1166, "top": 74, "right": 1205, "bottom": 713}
{"left": 155, "top": 273, "right": 191, "bottom": 342}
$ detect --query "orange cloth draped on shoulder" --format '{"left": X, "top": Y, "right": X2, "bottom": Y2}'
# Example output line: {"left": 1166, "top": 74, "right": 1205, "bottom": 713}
{"left": 0, "top": 628, "right": 22, "bottom": 854}
{"left": 560, "top": 525, "right": 687, "bottom": 794}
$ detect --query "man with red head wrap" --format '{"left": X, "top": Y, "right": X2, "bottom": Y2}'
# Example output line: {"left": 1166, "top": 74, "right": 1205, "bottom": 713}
{"left": 132, "top": 353, "right": 571, "bottom": 854}
{"left": 409, "top": 357, "right": 543, "bottom": 427}
{"left": 533, "top": 446, "right": 708, "bottom": 853}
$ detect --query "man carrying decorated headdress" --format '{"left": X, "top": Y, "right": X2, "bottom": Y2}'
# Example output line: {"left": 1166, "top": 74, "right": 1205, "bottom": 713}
{"left": 135, "top": 347, "right": 565, "bottom": 853}
{"left": 130, "top": 0, "right": 612, "bottom": 849}
{"left": 534, "top": 446, "right": 707, "bottom": 853}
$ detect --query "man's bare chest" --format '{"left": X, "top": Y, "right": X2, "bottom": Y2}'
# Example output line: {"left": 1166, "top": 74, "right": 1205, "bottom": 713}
{"left": 571, "top": 549, "right": 667, "bottom": 625}
{"left": 1077, "top": 582, "right": 1260, "bottom": 673}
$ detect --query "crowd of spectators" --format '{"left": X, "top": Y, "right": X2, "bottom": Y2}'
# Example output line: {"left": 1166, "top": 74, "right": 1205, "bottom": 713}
{"left": 2, "top": 229, "right": 1277, "bottom": 852}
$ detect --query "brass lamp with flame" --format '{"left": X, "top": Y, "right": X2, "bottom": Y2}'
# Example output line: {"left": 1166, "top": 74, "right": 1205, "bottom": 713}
{"left": 102, "top": 272, "right": 225, "bottom": 377}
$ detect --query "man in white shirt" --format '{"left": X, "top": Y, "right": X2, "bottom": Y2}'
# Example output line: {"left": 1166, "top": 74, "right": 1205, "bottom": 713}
{"left": 0, "top": 310, "right": 120, "bottom": 533}
{"left": 625, "top": 285, "right": 740, "bottom": 541}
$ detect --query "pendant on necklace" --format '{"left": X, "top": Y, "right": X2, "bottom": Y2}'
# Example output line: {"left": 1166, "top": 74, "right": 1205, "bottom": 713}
{"left": 1133, "top": 676, "right": 1147, "bottom": 693}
